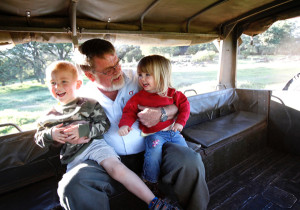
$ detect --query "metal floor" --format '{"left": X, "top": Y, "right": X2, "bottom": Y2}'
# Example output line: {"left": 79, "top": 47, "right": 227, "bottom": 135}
{"left": 207, "top": 148, "right": 300, "bottom": 210}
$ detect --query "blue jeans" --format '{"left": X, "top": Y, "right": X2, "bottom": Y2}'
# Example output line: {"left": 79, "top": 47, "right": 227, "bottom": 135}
{"left": 143, "top": 130, "right": 188, "bottom": 183}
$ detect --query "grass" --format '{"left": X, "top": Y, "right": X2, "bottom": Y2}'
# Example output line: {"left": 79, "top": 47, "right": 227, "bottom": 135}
{"left": 0, "top": 81, "right": 56, "bottom": 135}
{"left": 236, "top": 59, "right": 300, "bottom": 89}
{"left": 0, "top": 56, "right": 299, "bottom": 135}
{"left": 0, "top": 81, "right": 55, "bottom": 111}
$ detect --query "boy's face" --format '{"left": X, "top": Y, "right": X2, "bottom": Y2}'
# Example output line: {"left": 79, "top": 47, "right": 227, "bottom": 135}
{"left": 49, "top": 69, "right": 82, "bottom": 105}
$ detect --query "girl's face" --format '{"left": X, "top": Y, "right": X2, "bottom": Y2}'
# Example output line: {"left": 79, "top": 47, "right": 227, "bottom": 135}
{"left": 49, "top": 69, "right": 82, "bottom": 105}
{"left": 138, "top": 71, "right": 156, "bottom": 93}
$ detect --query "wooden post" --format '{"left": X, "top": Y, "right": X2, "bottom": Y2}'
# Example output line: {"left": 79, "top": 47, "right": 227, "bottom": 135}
{"left": 218, "top": 27, "right": 237, "bottom": 89}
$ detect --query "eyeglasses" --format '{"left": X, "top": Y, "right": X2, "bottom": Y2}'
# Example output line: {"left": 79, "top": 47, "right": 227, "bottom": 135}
{"left": 95, "top": 59, "right": 121, "bottom": 76}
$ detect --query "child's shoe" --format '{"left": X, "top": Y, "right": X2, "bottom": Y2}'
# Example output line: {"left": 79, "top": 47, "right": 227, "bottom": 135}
{"left": 148, "top": 197, "right": 182, "bottom": 210}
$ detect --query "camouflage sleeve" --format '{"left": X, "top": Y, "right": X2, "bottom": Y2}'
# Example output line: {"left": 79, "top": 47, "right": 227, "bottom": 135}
{"left": 78, "top": 102, "right": 110, "bottom": 139}
{"left": 34, "top": 123, "right": 54, "bottom": 148}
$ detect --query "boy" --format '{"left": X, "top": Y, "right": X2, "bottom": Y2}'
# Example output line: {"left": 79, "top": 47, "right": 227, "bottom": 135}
{"left": 34, "top": 61, "right": 181, "bottom": 210}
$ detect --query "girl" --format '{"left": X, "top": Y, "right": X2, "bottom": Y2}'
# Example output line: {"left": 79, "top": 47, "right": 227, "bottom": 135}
{"left": 118, "top": 55, "right": 190, "bottom": 183}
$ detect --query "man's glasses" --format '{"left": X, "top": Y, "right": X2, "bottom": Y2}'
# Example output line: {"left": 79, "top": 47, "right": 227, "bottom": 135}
{"left": 96, "top": 59, "right": 121, "bottom": 76}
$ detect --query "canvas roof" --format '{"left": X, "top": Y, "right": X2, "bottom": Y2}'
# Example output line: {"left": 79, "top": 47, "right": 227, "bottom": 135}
{"left": 0, "top": 0, "right": 299, "bottom": 47}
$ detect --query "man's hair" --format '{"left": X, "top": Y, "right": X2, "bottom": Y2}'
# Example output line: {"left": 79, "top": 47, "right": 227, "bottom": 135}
{"left": 78, "top": 38, "right": 115, "bottom": 72}
{"left": 137, "top": 55, "right": 172, "bottom": 96}
{"left": 46, "top": 61, "right": 79, "bottom": 82}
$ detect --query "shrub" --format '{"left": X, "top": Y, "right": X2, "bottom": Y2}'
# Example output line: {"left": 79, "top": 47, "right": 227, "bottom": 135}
{"left": 191, "top": 50, "right": 216, "bottom": 63}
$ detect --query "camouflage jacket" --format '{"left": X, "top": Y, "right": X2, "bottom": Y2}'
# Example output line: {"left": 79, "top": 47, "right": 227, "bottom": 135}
{"left": 34, "top": 97, "right": 110, "bottom": 164}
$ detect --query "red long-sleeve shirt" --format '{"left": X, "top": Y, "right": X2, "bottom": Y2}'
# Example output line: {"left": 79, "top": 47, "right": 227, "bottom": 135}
{"left": 118, "top": 88, "right": 190, "bottom": 134}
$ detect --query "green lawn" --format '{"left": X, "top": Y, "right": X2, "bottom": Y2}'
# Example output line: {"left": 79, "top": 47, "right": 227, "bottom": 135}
{"left": 236, "top": 58, "right": 300, "bottom": 89}
{"left": 1, "top": 56, "right": 299, "bottom": 135}
{"left": 0, "top": 81, "right": 56, "bottom": 134}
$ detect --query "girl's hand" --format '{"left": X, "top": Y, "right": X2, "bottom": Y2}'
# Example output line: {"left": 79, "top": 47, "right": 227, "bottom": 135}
{"left": 172, "top": 123, "right": 183, "bottom": 132}
{"left": 51, "top": 123, "right": 68, "bottom": 144}
{"left": 118, "top": 126, "right": 132, "bottom": 136}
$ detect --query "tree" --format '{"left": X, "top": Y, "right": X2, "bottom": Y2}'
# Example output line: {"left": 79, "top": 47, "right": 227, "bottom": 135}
{"left": 150, "top": 46, "right": 181, "bottom": 57}
{"left": 149, "top": 43, "right": 217, "bottom": 57}
{"left": 258, "top": 20, "right": 295, "bottom": 54}
{"left": 116, "top": 45, "right": 143, "bottom": 62}
{"left": 186, "top": 43, "right": 217, "bottom": 55}
{"left": 0, "top": 57, "right": 14, "bottom": 86}
{"left": 0, "top": 42, "right": 74, "bottom": 85}
{"left": 19, "top": 42, "right": 46, "bottom": 84}
{"left": 42, "top": 43, "right": 73, "bottom": 60}
{"left": 240, "top": 20, "right": 297, "bottom": 56}
{"left": 0, "top": 46, "right": 30, "bottom": 84}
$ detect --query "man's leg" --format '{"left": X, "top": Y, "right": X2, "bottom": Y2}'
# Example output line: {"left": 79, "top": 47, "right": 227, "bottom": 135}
{"left": 57, "top": 160, "right": 125, "bottom": 210}
{"left": 160, "top": 143, "right": 210, "bottom": 210}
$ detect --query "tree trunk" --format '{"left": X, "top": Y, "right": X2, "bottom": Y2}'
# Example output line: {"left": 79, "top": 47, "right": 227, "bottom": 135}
{"left": 19, "top": 70, "right": 23, "bottom": 83}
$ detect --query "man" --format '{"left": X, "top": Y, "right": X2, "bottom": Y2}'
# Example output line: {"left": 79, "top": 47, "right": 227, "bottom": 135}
{"left": 57, "top": 38, "right": 209, "bottom": 210}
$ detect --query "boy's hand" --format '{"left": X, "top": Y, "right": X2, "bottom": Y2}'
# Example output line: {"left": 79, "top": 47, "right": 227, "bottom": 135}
{"left": 68, "top": 136, "right": 90, "bottom": 144}
{"left": 51, "top": 123, "right": 90, "bottom": 144}
{"left": 118, "top": 126, "right": 132, "bottom": 136}
{"left": 63, "top": 124, "right": 80, "bottom": 141}
{"left": 52, "top": 123, "right": 68, "bottom": 144}
{"left": 172, "top": 123, "right": 183, "bottom": 132}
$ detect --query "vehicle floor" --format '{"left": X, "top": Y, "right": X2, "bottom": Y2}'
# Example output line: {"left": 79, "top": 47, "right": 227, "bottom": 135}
{"left": 0, "top": 176, "right": 60, "bottom": 210}
{"left": 1, "top": 147, "right": 299, "bottom": 210}
{"left": 207, "top": 147, "right": 300, "bottom": 210}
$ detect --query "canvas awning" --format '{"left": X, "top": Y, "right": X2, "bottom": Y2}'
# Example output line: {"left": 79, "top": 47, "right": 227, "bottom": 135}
{"left": 0, "top": 0, "right": 299, "bottom": 47}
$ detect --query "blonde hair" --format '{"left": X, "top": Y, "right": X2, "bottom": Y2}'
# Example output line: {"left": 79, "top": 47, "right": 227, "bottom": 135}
{"left": 137, "top": 55, "right": 172, "bottom": 96}
{"left": 46, "top": 61, "right": 80, "bottom": 83}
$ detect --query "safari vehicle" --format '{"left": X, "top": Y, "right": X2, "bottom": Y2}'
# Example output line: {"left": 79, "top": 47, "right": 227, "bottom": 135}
{"left": 0, "top": 0, "right": 300, "bottom": 209}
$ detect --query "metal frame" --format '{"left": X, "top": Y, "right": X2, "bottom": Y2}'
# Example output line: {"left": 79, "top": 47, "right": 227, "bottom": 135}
{"left": 0, "top": 26, "right": 219, "bottom": 38}
{"left": 140, "top": 0, "right": 161, "bottom": 30}
{"left": 0, "top": 123, "right": 22, "bottom": 132}
{"left": 220, "top": 0, "right": 297, "bottom": 38}
{"left": 70, "top": 0, "right": 78, "bottom": 46}
{"left": 185, "top": 0, "right": 228, "bottom": 33}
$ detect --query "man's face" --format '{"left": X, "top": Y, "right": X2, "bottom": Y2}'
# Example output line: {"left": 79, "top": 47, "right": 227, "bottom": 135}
{"left": 85, "top": 52, "right": 125, "bottom": 91}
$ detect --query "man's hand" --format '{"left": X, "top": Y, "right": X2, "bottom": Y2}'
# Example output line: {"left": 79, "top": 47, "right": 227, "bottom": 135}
{"left": 118, "top": 125, "right": 133, "bottom": 136}
{"left": 137, "top": 104, "right": 178, "bottom": 128}
{"left": 52, "top": 123, "right": 68, "bottom": 144}
{"left": 172, "top": 123, "right": 183, "bottom": 132}
{"left": 137, "top": 105, "right": 161, "bottom": 128}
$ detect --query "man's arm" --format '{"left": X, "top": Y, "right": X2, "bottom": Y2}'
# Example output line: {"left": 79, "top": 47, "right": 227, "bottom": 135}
{"left": 137, "top": 104, "right": 178, "bottom": 128}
